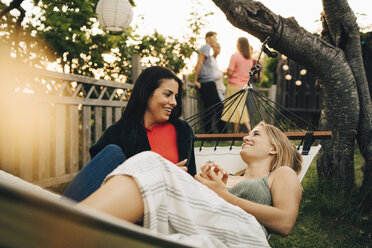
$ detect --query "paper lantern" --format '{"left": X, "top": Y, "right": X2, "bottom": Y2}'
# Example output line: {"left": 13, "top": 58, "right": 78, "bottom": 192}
{"left": 285, "top": 74, "right": 292, "bottom": 81}
{"left": 282, "top": 64, "right": 289, "bottom": 71}
{"left": 96, "top": 0, "right": 133, "bottom": 31}
{"left": 295, "top": 80, "right": 302, "bottom": 86}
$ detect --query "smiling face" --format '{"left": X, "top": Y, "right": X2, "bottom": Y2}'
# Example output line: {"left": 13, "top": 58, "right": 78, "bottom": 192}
{"left": 240, "top": 125, "right": 276, "bottom": 164}
{"left": 143, "top": 78, "right": 179, "bottom": 129}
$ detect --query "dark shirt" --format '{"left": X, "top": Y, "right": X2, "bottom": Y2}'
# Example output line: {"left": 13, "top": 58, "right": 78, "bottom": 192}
{"left": 89, "top": 117, "right": 197, "bottom": 176}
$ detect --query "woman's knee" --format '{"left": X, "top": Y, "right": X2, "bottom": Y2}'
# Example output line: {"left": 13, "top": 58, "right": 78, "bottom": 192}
{"left": 99, "top": 144, "right": 125, "bottom": 158}
{"left": 102, "top": 144, "right": 123, "bottom": 153}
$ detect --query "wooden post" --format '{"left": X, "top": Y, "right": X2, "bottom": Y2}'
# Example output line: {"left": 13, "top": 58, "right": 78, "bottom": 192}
{"left": 105, "top": 107, "right": 113, "bottom": 129}
{"left": 19, "top": 101, "right": 37, "bottom": 181}
{"left": 115, "top": 107, "right": 122, "bottom": 122}
{"left": 132, "top": 54, "right": 141, "bottom": 83}
{"left": 182, "top": 76, "right": 189, "bottom": 119}
{"left": 67, "top": 105, "right": 79, "bottom": 174}
{"left": 55, "top": 104, "right": 66, "bottom": 176}
{"left": 38, "top": 103, "right": 51, "bottom": 180}
{"left": 82, "top": 106, "right": 91, "bottom": 166}
{"left": 94, "top": 106, "right": 102, "bottom": 142}
{"left": 0, "top": 45, "right": 13, "bottom": 173}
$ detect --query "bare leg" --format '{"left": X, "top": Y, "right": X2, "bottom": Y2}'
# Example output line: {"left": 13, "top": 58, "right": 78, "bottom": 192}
{"left": 233, "top": 123, "right": 239, "bottom": 133}
{"left": 234, "top": 122, "right": 251, "bottom": 133}
{"left": 79, "top": 175, "right": 144, "bottom": 223}
{"left": 244, "top": 122, "right": 251, "bottom": 132}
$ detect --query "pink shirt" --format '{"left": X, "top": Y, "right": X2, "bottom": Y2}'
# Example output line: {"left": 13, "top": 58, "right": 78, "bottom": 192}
{"left": 227, "top": 51, "right": 254, "bottom": 88}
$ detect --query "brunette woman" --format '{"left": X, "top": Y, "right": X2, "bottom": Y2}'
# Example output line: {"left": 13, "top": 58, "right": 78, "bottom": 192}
{"left": 63, "top": 66, "right": 196, "bottom": 201}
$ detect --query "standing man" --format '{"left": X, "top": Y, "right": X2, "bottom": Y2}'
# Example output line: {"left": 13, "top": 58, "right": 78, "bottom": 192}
{"left": 194, "top": 31, "right": 225, "bottom": 133}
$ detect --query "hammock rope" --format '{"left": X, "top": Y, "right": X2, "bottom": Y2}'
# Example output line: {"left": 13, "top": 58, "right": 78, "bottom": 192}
{"left": 186, "top": 36, "right": 330, "bottom": 150}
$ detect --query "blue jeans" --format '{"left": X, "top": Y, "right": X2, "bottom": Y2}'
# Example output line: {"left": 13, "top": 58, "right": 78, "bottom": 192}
{"left": 63, "top": 144, "right": 126, "bottom": 202}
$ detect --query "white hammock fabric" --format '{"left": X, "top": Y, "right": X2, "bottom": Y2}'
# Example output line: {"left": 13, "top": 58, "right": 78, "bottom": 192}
{"left": 195, "top": 144, "right": 322, "bottom": 182}
{"left": 0, "top": 170, "right": 196, "bottom": 248}
{"left": 0, "top": 145, "right": 320, "bottom": 247}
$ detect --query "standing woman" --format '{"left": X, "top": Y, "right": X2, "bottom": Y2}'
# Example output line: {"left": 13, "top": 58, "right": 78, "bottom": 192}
{"left": 63, "top": 66, "right": 196, "bottom": 201}
{"left": 222, "top": 37, "right": 254, "bottom": 133}
{"left": 211, "top": 42, "right": 226, "bottom": 101}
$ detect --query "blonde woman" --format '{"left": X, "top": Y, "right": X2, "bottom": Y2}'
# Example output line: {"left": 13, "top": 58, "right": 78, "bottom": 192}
{"left": 79, "top": 122, "right": 302, "bottom": 247}
{"left": 222, "top": 37, "right": 255, "bottom": 132}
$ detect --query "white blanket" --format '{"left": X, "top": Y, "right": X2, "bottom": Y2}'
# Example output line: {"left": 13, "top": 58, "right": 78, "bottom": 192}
{"left": 105, "top": 151, "right": 270, "bottom": 248}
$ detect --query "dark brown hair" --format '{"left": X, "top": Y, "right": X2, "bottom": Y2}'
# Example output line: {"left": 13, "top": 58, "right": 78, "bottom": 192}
{"left": 205, "top": 31, "right": 217, "bottom": 39}
{"left": 237, "top": 37, "right": 252, "bottom": 59}
{"left": 121, "top": 66, "right": 183, "bottom": 123}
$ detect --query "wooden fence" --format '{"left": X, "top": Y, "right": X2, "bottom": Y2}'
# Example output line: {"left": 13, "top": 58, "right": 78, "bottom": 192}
{"left": 182, "top": 76, "right": 200, "bottom": 120}
{"left": 0, "top": 61, "right": 133, "bottom": 187}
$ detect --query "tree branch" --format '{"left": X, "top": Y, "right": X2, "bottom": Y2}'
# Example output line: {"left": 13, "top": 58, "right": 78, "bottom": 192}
{"left": 0, "top": 0, "right": 24, "bottom": 19}
{"left": 211, "top": 0, "right": 359, "bottom": 128}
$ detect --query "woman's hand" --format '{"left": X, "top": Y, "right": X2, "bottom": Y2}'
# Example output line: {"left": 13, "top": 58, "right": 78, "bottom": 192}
{"left": 194, "top": 161, "right": 229, "bottom": 197}
{"left": 226, "top": 69, "right": 233, "bottom": 78}
{"left": 199, "top": 161, "right": 228, "bottom": 184}
{"left": 176, "top": 159, "right": 188, "bottom": 172}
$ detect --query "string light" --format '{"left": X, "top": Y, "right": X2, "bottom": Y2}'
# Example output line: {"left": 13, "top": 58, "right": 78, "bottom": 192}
{"left": 282, "top": 54, "right": 291, "bottom": 81}
{"left": 300, "top": 69, "right": 307, "bottom": 76}
{"left": 281, "top": 54, "right": 307, "bottom": 86}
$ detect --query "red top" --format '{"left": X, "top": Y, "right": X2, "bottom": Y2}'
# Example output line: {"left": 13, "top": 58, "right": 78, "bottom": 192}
{"left": 145, "top": 122, "right": 179, "bottom": 164}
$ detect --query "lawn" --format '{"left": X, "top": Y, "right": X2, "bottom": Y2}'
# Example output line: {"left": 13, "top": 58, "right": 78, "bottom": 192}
{"left": 269, "top": 147, "right": 372, "bottom": 247}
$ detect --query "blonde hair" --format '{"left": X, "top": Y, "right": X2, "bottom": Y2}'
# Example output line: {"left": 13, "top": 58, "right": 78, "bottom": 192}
{"left": 237, "top": 37, "right": 251, "bottom": 59}
{"left": 257, "top": 121, "right": 302, "bottom": 174}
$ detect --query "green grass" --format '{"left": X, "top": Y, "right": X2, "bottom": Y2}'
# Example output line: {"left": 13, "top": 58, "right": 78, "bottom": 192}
{"left": 269, "top": 147, "right": 372, "bottom": 248}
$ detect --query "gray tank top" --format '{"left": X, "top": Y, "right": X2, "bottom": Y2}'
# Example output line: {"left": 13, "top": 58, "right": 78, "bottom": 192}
{"left": 227, "top": 175, "right": 272, "bottom": 238}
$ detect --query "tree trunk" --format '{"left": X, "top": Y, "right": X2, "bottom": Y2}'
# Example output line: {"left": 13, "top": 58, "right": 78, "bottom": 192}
{"left": 211, "top": 0, "right": 361, "bottom": 190}
{"left": 322, "top": 0, "right": 372, "bottom": 192}
{"left": 317, "top": 130, "right": 356, "bottom": 188}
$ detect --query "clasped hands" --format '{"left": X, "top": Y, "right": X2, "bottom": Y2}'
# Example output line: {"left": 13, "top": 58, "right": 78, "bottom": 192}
{"left": 194, "top": 160, "right": 229, "bottom": 197}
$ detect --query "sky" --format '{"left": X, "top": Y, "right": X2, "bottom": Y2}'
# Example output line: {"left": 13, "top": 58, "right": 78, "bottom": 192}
{"left": 6, "top": 0, "right": 372, "bottom": 72}
{"left": 131, "top": 0, "right": 372, "bottom": 70}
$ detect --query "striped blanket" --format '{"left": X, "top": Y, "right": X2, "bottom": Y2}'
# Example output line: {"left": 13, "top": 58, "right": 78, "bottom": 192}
{"left": 105, "top": 151, "right": 270, "bottom": 248}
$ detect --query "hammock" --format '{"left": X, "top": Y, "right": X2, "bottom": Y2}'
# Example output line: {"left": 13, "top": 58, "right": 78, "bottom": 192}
{"left": 0, "top": 170, "right": 196, "bottom": 248}
{"left": 188, "top": 37, "right": 331, "bottom": 180}
{"left": 194, "top": 144, "right": 321, "bottom": 182}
